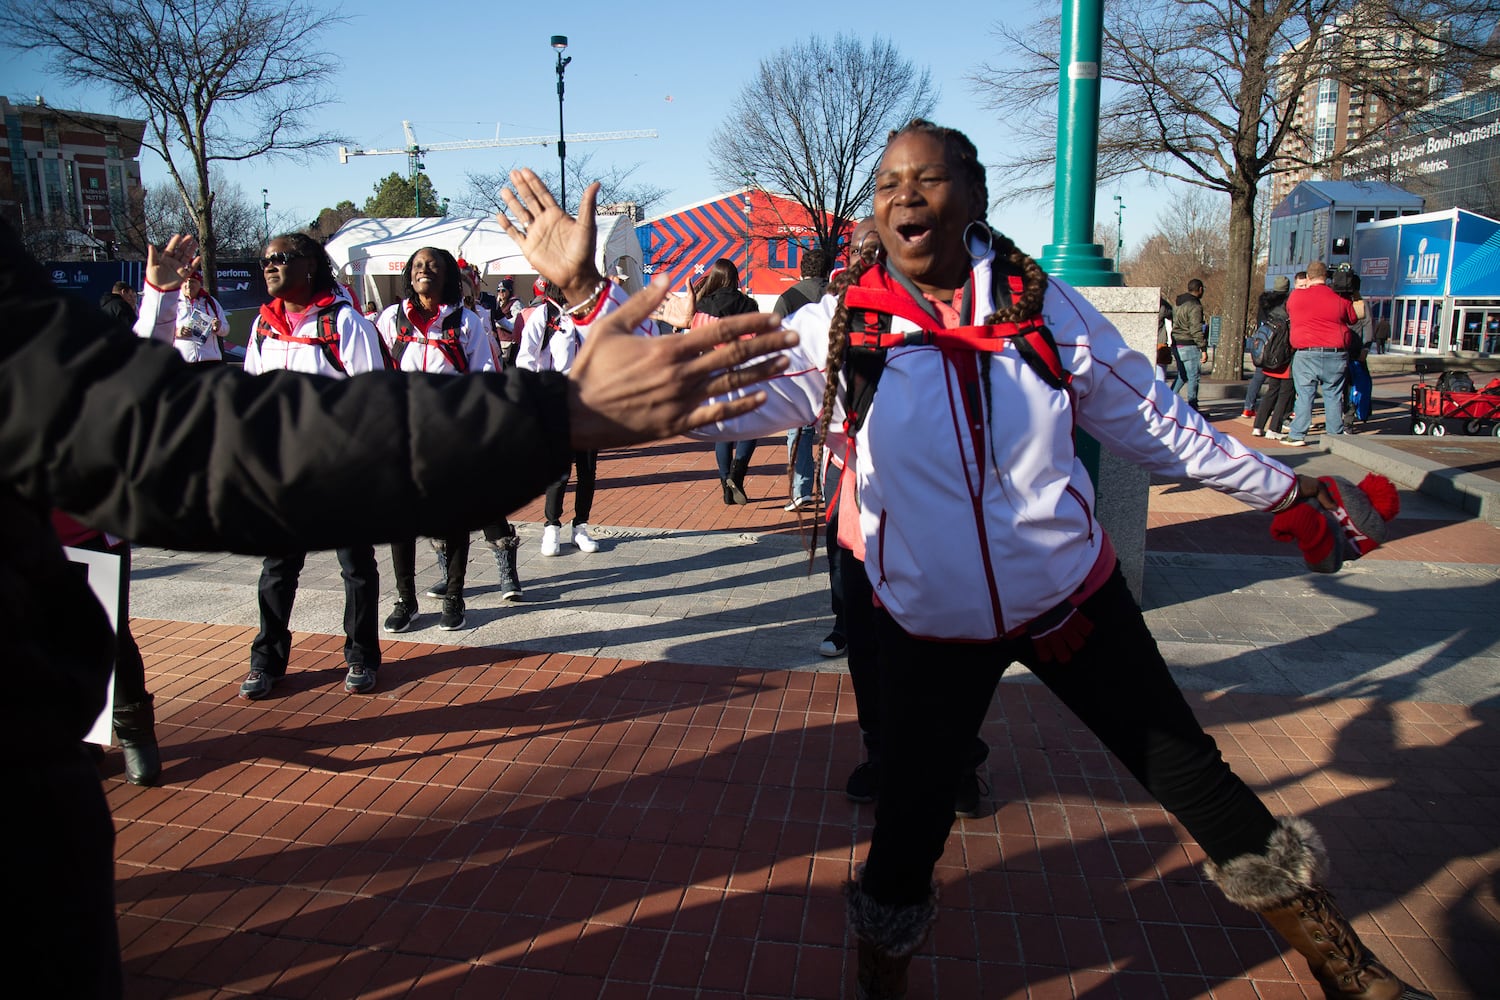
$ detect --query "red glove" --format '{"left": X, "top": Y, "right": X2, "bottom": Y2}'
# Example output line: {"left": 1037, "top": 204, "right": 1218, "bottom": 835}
{"left": 1028, "top": 602, "right": 1095, "bottom": 665}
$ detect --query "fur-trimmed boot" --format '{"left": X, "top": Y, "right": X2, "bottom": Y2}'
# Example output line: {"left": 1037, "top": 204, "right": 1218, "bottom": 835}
{"left": 112, "top": 694, "right": 161, "bottom": 786}
{"left": 845, "top": 879, "right": 938, "bottom": 1000}
{"left": 728, "top": 457, "right": 750, "bottom": 505}
{"left": 489, "top": 536, "right": 523, "bottom": 601}
{"left": 1206, "top": 819, "right": 1434, "bottom": 1000}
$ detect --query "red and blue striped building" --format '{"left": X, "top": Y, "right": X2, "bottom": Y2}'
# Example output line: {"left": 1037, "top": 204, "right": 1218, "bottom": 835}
{"left": 638, "top": 188, "right": 843, "bottom": 300}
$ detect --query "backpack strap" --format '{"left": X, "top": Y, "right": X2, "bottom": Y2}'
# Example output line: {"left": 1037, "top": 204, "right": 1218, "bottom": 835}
{"left": 253, "top": 301, "right": 349, "bottom": 375}
{"left": 842, "top": 265, "right": 1068, "bottom": 392}
{"left": 391, "top": 304, "right": 468, "bottom": 373}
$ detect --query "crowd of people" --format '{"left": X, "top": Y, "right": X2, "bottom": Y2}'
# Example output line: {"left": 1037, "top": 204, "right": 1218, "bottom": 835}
{"left": 22, "top": 115, "right": 1433, "bottom": 1000}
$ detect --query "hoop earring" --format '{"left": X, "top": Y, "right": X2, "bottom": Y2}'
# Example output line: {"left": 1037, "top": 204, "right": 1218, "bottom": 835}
{"left": 963, "top": 220, "right": 995, "bottom": 254}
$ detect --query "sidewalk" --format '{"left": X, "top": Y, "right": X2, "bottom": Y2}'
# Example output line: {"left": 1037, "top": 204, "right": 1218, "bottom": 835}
{"left": 109, "top": 425, "right": 1500, "bottom": 999}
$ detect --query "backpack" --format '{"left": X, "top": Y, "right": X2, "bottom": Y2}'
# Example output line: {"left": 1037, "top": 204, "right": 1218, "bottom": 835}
{"left": 254, "top": 301, "right": 350, "bottom": 375}
{"left": 390, "top": 304, "right": 468, "bottom": 373}
{"left": 1251, "top": 315, "right": 1292, "bottom": 371}
{"left": 1436, "top": 371, "right": 1475, "bottom": 393}
{"left": 520, "top": 301, "right": 562, "bottom": 353}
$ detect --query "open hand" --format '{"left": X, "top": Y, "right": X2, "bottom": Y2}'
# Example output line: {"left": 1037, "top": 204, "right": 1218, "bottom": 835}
{"left": 144, "top": 234, "right": 200, "bottom": 292}
{"left": 652, "top": 279, "right": 697, "bottom": 330}
{"left": 495, "top": 169, "right": 605, "bottom": 305}
{"left": 568, "top": 279, "right": 797, "bottom": 451}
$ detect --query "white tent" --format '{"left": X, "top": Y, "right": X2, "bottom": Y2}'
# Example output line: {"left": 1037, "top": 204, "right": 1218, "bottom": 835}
{"left": 323, "top": 214, "right": 643, "bottom": 310}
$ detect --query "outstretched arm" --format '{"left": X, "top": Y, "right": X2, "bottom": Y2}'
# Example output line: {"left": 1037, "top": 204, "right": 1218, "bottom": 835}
{"left": 495, "top": 168, "right": 605, "bottom": 309}
{"left": 568, "top": 279, "right": 796, "bottom": 450}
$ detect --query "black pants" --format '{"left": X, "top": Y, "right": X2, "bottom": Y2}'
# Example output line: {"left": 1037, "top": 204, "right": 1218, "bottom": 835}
{"left": 826, "top": 460, "right": 982, "bottom": 771}
{"left": 251, "top": 547, "right": 380, "bottom": 676}
{"left": 390, "top": 533, "right": 469, "bottom": 600}
{"left": 544, "top": 450, "right": 598, "bottom": 526}
{"left": 482, "top": 518, "right": 517, "bottom": 543}
{"left": 7, "top": 747, "right": 122, "bottom": 998}
{"left": 860, "top": 567, "right": 1277, "bottom": 907}
{"left": 1254, "top": 376, "right": 1296, "bottom": 435}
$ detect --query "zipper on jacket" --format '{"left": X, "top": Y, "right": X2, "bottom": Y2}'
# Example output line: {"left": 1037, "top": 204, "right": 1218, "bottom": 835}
{"left": 1065, "top": 483, "right": 1096, "bottom": 542}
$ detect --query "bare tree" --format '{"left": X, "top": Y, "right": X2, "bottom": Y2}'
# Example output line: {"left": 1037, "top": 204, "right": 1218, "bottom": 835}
{"left": 140, "top": 179, "right": 293, "bottom": 258}
{"left": 975, "top": 0, "right": 1496, "bottom": 378}
{"left": 459, "top": 151, "right": 669, "bottom": 220}
{"left": 1, "top": 0, "right": 348, "bottom": 293}
{"left": 708, "top": 34, "right": 937, "bottom": 261}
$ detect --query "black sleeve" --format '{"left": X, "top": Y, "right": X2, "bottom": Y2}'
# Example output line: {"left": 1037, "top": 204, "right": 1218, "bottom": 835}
{"left": 0, "top": 223, "right": 573, "bottom": 554}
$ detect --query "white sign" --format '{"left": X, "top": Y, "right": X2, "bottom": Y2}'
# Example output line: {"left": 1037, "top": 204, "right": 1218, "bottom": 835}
{"left": 65, "top": 547, "right": 121, "bottom": 747}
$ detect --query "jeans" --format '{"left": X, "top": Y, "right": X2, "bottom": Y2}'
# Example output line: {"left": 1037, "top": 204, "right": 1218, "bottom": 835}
{"left": 859, "top": 568, "right": 1277, "bottom": 907}
{"left": 391, "top": 532, "right": 470, "bottom": 600}
{"left": 1242, "top": 367, "right": 1267, "bottom": 413}
{"left": 714, "top": 439, "right": 756, "bottom": 480}
{"left": 251, "top": 547, "right": 381, "bottom": 675}
{"left": 1170, "top": 343, "right": 1202, "bottom": 406}
{"left": 544, "top": 450, "right": 598, "bottom": 526}
{"left": 787, "top": 425, "right": 816, "bottom": 501}
{"left": 1288, "top": 349, "right": 1347, "bottom": 440}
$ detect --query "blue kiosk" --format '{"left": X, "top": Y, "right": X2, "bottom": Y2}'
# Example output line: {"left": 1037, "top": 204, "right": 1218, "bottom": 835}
{"left": 1354, "top": 208, "right": 1500, "bottom": 355}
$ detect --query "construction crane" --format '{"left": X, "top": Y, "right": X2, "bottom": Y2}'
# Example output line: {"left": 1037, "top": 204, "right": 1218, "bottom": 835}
{"left": 338, "top": 121, "right": 657, "bottom": 214}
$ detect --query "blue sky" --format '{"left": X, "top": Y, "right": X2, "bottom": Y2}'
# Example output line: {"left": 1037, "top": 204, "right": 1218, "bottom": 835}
{"left": 4, "top": 0, "right": 1181, "bottom": 259}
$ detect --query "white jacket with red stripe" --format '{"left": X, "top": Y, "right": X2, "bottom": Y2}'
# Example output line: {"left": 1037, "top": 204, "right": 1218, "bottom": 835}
{"left": 580, "top": 243, "right": 1298, "bottom": 641}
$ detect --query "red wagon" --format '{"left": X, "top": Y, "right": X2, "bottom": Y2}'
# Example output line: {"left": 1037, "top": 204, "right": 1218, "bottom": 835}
{"left": 1409, "top": 376, "right": 1500, "bottom": 436}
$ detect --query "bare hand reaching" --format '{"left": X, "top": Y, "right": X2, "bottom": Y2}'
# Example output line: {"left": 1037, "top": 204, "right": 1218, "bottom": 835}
{"left": 568, "top": 279, "right": 797, "bottom": 451}
{"left": 144, "top": 234, "right": 201, "bottom": 292}
{"left": 652, "top": 279, "right": 697, "bottom": 330}
{"left": 495, "top": 169, "right": 605, "bottom": 306}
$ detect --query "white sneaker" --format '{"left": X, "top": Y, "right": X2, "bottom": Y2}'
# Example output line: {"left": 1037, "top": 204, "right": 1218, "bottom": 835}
{"left": 573, "top": 523, "right": 598, "bottom": 554}
{"left": 1266, "top": 430, "right": 1285, "bottom": 441}
{"left": 540, "top": 524, "right": 561, "bottom": 556}
{"left": 1251, "top": 428, "right": 1264, "bottom": 437}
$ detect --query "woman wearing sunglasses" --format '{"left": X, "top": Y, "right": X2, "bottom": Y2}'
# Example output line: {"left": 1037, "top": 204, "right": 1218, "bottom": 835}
{"left": 238, "top": 233, "right": 387, "bottom": 699}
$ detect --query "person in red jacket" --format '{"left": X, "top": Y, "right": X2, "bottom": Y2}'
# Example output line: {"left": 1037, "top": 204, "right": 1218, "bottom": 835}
{"left": 1283, "top": 260, "right": 1365, "bottom": 446}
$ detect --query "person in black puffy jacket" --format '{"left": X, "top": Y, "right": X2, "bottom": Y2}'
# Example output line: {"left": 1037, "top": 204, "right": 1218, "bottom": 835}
{"left": 0, "top": 222, "right": 794, "bottom": 999}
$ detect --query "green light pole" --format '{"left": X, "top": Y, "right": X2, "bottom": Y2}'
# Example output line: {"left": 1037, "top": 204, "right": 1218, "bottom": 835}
{"left": 1039, "top": 0, "right": 1123, "bottom": 484}
{"left": 1039, "top": 0, "right": 1122, "bottom": 289}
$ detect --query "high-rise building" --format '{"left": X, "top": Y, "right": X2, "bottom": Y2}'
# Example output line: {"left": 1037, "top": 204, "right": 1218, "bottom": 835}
{"left": 0, "top": 96, "right": 147, "bottom": 257}
{"left": 1270, "top": 9, "right": 1449, "bottom": 207}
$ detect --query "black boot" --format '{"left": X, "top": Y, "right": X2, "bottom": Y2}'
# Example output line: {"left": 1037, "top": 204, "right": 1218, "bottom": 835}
{"left": 845, "top": 879, "right": 937, "bottom": 1000}
{"left": 1206, "top": 819, "right": 1435, "bottom": 1000}
{"left": 490, "top": 536, "right": 523, "bottom": 600}
{"left": 728, "top": 457, "right": 750, "bottom": 505}
{"left": 425, "top": 540, "right": 449, "bottom": 598}
{"left": 721, "top": 479, "right": 735, "bottom": 505}
{"left": 112, "top": 695, "right": 161, "bottom": 787}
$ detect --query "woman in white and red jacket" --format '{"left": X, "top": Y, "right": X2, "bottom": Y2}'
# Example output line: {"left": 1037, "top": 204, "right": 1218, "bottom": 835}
{"left": 237, "top": 233, "right": 386, "bottom": 700}
{"left": 495, "top": 122, "right": 1432, "bottom": 1000}
{"left": 134, "top": 269, "right": 225, "bottom": 363}
{"left": 375, "top": 247, "right": 496, "bottom": 633}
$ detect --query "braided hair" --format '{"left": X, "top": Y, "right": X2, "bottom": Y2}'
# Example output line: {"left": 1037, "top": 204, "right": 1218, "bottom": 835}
{"left": 813, "top": 120, "right": 1050, "bottom": 449}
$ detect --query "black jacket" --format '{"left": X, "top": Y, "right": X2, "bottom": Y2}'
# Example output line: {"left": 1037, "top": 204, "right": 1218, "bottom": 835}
{"left": 696, "top": 287, "right": 759, "bottom": 319}
{"left": 771, "top": 277, "right": 828, "bottom": 319}
{"left": 1172, "top": 292, "right": 1206, "bottom": 349}
{"left": 98, "top": 292, "right": 136, "bottom": 331}
{"left": 0, "top": 223, "right": 573, "bottom": 756}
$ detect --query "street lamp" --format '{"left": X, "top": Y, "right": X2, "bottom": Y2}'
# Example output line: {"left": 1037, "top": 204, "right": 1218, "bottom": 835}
{"left": 1113, "top": 193, "right": 1125, "bottom": 265}
{"left": 261, "top": 188, "right": 270, "bottom": 243}
{"left": 552, "top": 35, "right": 571, "bottom": 211}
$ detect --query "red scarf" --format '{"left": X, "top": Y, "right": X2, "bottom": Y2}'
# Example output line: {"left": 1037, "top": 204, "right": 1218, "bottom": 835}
{"left": 258, "top": 290, "right": 339, "bottom": 338}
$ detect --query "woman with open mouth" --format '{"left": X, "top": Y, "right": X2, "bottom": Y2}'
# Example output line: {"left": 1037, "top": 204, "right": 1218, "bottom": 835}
{"left": 496, "top": 119, "right": 1432, "bottom": 1000}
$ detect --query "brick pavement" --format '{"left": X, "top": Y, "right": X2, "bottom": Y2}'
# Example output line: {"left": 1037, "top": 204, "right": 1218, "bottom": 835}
{"left": 107, "top": 421, "right": 1500, "bottom": 999}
